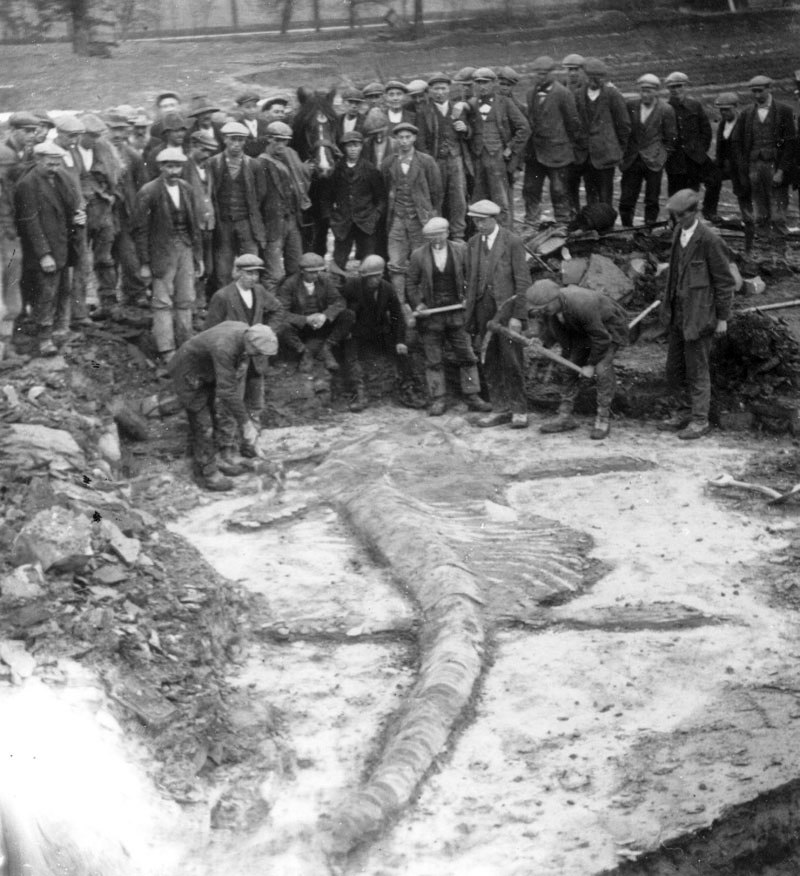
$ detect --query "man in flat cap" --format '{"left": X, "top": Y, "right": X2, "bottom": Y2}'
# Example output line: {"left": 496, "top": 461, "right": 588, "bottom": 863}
{"left": 4, "top": 113, "right": 39, "bottom": 183}
{"left": 143, "top": 111, "right": 188, "bottom": 180}
{"left": 739, "top": 75, "right": 796, "bottom": 239}
{"left": 133, "top": 147, "right": 202, "bottom": 362}
{"left": 562, "top": 54, "right": 586, "bottom": 93}
{"left": 14, "top": 142, "right": 83, "bottom": 356}
{"left": 381, "top": 121, "right": 443, "bottom": 314}
{"left": 336, "top": 88, "right": 367, "bottom": 144}
{"left": 277, "top": 252, "right": 355, "bottom": 372}
{"left": 407, "top": 80, "right": 430, "bottom": 113}
{"left": 258, "top": 121, "right": 306, "bottom": 291}
{"left": 204, "top": 253, "right": 284, "bottom": 450}
{"left": 406, "top": 216, "right": 492, "bottom": 416}
{"left": 452, "top": 68, "right": 476, "bottom": 103}
{"left": 206, "top": 121, "right": 267, "bottom": 286}
{"left": 341, "top": 254, "right": 425, "bottom": 412}
{"left": 571, "top": 58, "right": 630, "bottom": 210}
{"left": 362, "top": 82, "right": 386, "bottom": 112}
{"left": 469, "top": 67, "right": 530, "bottom": 228}
{"left": 703, "top": 92, "right": 754, "bottom": 250}
{"left": 384, "top": 80, "right": 416, "bottom": 128}
{"left": 261, "top": 96, "right": 290, "bottom": 125}
{"left": 529, "top": 279, "right": 629, "bottom": 440}
{"left": 183, "top": 129, "right": 219, "bottom": 305}
{"left": 464, "top": 199, "right": 531, "bottom": 428}
{"left": 328, "top": 130, "right": 386, "bottom": 270}
{"left": 658, "top": 189, "right": 734, "bottom": 439}
{"left": 168, "top": 321, "right": 277, "bottom": 491}
{"left": 523, "top": 55, "right": 585, "bottom": 229}
{"left": 496, "top": 68, "right": 526, "bottom": 114}
{"left": 233, "top": 91, "right": 271, "bottom": 158}
{"left": 415, "top": 72, "right": 472, "bottom": 241}
{"left": 619, "top": 74, "right": 677, "bottom": 227}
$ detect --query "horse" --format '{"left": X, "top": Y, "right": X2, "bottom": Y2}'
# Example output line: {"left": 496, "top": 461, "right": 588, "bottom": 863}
{"left": 290, "top": 86, "right": 342, "bottom": 255}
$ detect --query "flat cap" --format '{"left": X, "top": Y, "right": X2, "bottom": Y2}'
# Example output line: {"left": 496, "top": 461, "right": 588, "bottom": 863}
{"left": 359, "top": 255, "right": 386, "bottom": 276}
{"left": 8, "top": 111, "right": 41, "bottom": 129}
{"left": 665, "top": 188, "right": 700, "bottom": 213}
{"left": 363, "top": 109, "right": 389, "bottom": 134}
{"left": 235, "top": 91, "right": 261, "bottom": 105}
{"left": 114, "top": 103, "right": 138, "bottom": 122}
{"left": 714, "top": 91, "right": 739, "bottom": 108}
{"left": 189, "top": 129, "right": 219, "bottom": 149}
{"left": 392, "top": 122, "right": 418, "bottom": 135}
{"left": 637, "top": 73, "right": 661, "bottom": 89}
{"left": 186, "top": 96, "right": 221, "bottom": 117}
{"left": 133, "top": 113, "right": 150, "bottom": 127}
{"left": 234, "top": 253, "right": 265, "bottom": 270}
{"left": 155, "top": 147, "right": 187, "bottom": 163}
{"left": 220, "top": 121, "right": 251, "bottom": 137}
{"left": 299, "top": 252, "right": 326, "bottom": 270}
{"left": 244, "top": 324, "right": 278, "bottom": 357}
{"left": 664, "top": 71, "right": 690, "bottom": 86}
{"left": 747, "top": 75, "right": 773, "bottom": 88}
{"left": 583, "top": 57, "right": 608, "bottom": 77}
{"left": 362, "top": 81, "right": 385, "bottom": 97}
{"left": 342, "top": 87, "right": 365, "bottom": 102}
{"left": 407, "top": 79, "right": 429, "bottom": 95}
{"left": 467, "top": 199, "right": 501, "bottom": 218}
{"left": 561, "top": 53, "right": 585, "bottom": 67}
{"left": 340, "top": 130, "right": 364, "bottom": 144}
{"left": 80, "top": 113, "right": 108, "bottom": 135}
{"left": 155, "top": 91, "right": 180, "bottom": 104}
{"left": 428, "top": 71, "right": 452, "bottom": 85}
{"left": 453, "top": 67, "right": 476, "bottom": 82}
{"left": 55, "top": 114, "right": 85, "bottom": 135}
{"left": 532, "top": 56, "right": 557, "bottom": 72}
{"left": 34, "top": 112, "right": 55, "bottom": 128}
{"left": 526, "top": 279, "right": 561, "bottom": 308}
{"left": 105, "top": 113, "right": 131, "bottom": 129}
{"left": 496, "top": 66, "right": 520, "bottom": 84}
{"left": 265, "top": 120, "right": 292, "bottom": 138}
{"left": 261, "top": 96, "right": 290, "bottom": 110}
{"left": 33, "top": 141, "right": 67, "bottom": 157}
{"left": 422, "top": 217, "right": 450, "bottom": 235}
{"left": 472, "top": 67, "right": 497, "bottom": 81}
{"left": 160, "top": 111, "right": 188, "bottom": 132}
{"left": 384, "top": 80, "right": 409, "bottom": 93}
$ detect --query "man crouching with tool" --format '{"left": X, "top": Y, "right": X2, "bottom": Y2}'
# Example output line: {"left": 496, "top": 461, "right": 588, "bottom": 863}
{"left": 525, "top": 279, "right": 629, "bottom": 440}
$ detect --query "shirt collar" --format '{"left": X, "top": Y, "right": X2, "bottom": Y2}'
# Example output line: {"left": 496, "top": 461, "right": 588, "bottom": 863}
{"left": 485, "top": 225, "right": 500, "bottom": 248}
{"left": 680, "top": 219, "right": 699, "bottom": 243}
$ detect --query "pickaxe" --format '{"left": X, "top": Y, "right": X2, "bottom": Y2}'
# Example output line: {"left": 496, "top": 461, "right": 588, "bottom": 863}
{"left": 481, "top": 321, "right": 586, "bottom": 376}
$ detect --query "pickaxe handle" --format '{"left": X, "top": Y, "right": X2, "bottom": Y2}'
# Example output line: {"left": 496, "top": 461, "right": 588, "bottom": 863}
{"left": 414, "top": 303, "right": 465, "bottom": 317}
{"left": 628, "top": 299, "right": 661, "bottom": 329}
{"left": 485, "top": 321, "right": 587, "bottom": 377}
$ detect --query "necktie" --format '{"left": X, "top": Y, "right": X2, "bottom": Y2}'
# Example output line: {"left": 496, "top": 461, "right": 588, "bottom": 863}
{"left": 482, "top": 235, "right": 490, "bottom": 256}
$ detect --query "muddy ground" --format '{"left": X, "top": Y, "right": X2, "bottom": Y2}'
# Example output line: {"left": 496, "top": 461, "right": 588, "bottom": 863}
{"left": 4, "top": 7, "right": 800, "bottom": 876}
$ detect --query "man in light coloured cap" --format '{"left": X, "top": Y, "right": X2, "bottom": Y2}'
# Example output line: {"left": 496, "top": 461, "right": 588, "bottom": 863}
{"left": 570, "top": 57, "right": 630, "bottom": 211}
{"left": 406, "top": 216, "right": 492, "bottom": 416}
{"left": 657, "top": 188, "right": 734, "bottom": 440}
{"left": 469, "top": 66, "right": 530, "bottom": 228}
{"left": 383, "top": 80, "right": 416, "bottom": 128}
{"left": 618, "top": 74, "right": 677, "bottom": 227}
{"left": 328, "top": 129, "right": 386, "bottom": 271}
{"left": 561, "top": 54, "right": 586, "bottom": 92}
{"left": 703, "top": 92, "right": 754, "bottom": 250}
{"left": 133, "top": 147, "right": 202, "bottom": 363}
{"left": 168, "top": 320, "right": 277, "bottom": 491}
{"left": 415, "top": 71, "right": 472, "bottom": 241}
{"left": 340, "top": 254, "right": 426, "bottom": 412}
{"left": 523, "top": 54, "right": 585, "bottom": 229}
{"left": 530, "top": 280, "right": 629, "bottom": 440}
{"left": 464, "top": 199, "right": 531, "bottom": 428}
{"left": 204, "top": 254, "right": 284, "bottom": 460}
{"left": 14, "top": 141, "right": 83, "bottom": 356}
{"left": 738, "top": 74, "right": 796, "bottom": 239}
{"left": 206, "top": 120, "right": 267, "bottom": 286}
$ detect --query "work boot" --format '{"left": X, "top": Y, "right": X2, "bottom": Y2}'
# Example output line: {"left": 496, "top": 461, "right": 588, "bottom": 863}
{"left": 428, "top": 398, "right": 446, "bottom": 417}
{"left": 217, "top": 450, "right": 248, "bottom": 477}
{"left": 200, "top": 471, "right": 234, "bottom": 492}
{"left": 320, "top": 343, "right": 339, "bottom": 371}
{"left": 677, "top": 421, "right": 710, "bottom": 440}
{"left": 590, "top": 415, "right": 610, "bottom": 440}
{"left": 510, "top": 413, "right": 529, "bottom": 429}
{"left": 465, "top": 394, "right": 492, "bottom": 413}
{"left": 476, "top": 411, "right": 512, "bottom": 428}
{"left": 540, "top": 414, "right": 578, "bottom": 433}
{"left": 349, "top": 386, "right": 368, "bottom": 412}
{"left": 657, "top": 414, "right": 691, "bottom": 432}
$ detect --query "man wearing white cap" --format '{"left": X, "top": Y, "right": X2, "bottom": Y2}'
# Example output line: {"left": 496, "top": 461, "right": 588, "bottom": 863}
{"left": 133, "top": 147, "right": 202, "bottom": 362}
{"left": 618, "top": 74, "right": 677, "bottom": 227}
{"left": 464, "top": 199, "right": 531, "bottom": 428}
{"left": 14, "top": 141, "right": 83, "bottom": 356}
{"left": 406, "top": 217, "right": 492, "bottom": 416}
{"left": 168, "top": 321, "right": 277, "bottom": 491}
{"left": 206, "top": 121, "right": 267, "bottom": 286}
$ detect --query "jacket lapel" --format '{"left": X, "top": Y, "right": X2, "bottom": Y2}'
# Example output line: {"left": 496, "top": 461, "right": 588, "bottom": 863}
{"left": 486, "top": 229, "right": 504, "bottom": 279}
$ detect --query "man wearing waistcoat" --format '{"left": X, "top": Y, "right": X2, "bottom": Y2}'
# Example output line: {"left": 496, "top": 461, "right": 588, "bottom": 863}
{"left": 738, "top": 75, "right": 796, "bottom": 239}
{"left": 657, "top": 189, "right": 734, "bottom": 440}
{"left": 207, "top": 121, "right": 267, "bottom": 287}
{"left": 182, "top": 130, "right": 218, "bottom": 306}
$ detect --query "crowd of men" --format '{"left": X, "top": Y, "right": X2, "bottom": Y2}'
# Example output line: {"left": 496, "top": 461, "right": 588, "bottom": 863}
{"left": 0, "top": 54, "right": 784, "bottom": 488}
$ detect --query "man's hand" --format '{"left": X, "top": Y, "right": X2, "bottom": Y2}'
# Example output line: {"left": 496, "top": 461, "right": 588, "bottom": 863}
{"left": 395, "top": 343, "right": 408, "bottom": 355}
{"left": 73, "top": 209, "right": 86, "bottom": 227}
{"left": 242, "top": 420, "right": 259, "bottom": 446}
{"left": 39, "top": 254, "right": 56, "bottom": 273}
{"left": 580, "top": 365, "right": 596, "bottom": 379}
{"left": 139, "top": 264, "right": 152, "bottom": 282}
{"left": 714, "top": 319, "right": 728, "bottom": 338}
{"left": 508, "top": 318, "right": 522, "bottom": 334}
{"left": 306, "top": 313, "right": 326, "bottom": 330}
{"left": 195, "top": 259, "right": 204, "bottom": 279}
{"left": 453, "top": 120, "right": 467, "bottom": 133}
{"left": 502, "top": 146, "right": 512, "bottom": 160}
{"left": 773, "top": 169, "right": 784, "bottom": 186}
